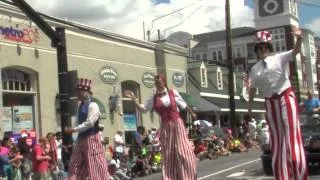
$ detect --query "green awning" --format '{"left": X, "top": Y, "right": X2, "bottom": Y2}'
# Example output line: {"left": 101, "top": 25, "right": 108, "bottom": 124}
{"left": 179, "top": 92, "right": 196, "bottom": 107}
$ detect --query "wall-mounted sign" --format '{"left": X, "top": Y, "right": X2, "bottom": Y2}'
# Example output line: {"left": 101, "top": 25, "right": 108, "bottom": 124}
{"left": 1, "top": 107, "right": 12, "bottom": 132}
{"left": 99, "top": 66, "right": 118, "bottom": 84}
{"left": 12, "top": 106, "right": 34, "bottom": 132}
{"left": 142, "top": 72, "right": 155, "bottom": 88}
{"left": 123, "top": 114, "right": 137, "bottom": 131}
{"left": 172, "top": 72, "right": 185, "bottom": 87}
{"left": 0, "top": 26, "right": 40, "bottom": 44}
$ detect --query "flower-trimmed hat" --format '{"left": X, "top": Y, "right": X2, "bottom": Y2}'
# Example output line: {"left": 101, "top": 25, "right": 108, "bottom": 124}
{"left": 76, "top": 78, "right": 92, "bottom": 91}
{"left": 254, "top": 30, "right": 273, "bottom": 53}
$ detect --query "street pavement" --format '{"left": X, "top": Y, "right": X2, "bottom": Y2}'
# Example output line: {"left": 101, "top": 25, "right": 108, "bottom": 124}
{"left": 136, "top": 148, "right": 320, "bottom": 180}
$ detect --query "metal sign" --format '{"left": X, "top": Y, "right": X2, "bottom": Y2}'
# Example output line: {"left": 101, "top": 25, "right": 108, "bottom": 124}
{"left": 142, "top": 72, "right": 155, "bottom": 88}
{"left": 99, "top": 66, "right": 118, "bottom": 84}
{"left": 172, "top": 72, "right": 185, "bottom": 88}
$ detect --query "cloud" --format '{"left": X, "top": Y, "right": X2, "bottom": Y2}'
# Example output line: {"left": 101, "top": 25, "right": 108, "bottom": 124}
{"left": 24, "top": 0, "right": 254, "bottom": 40}
{"left": 305, "top": 17, "right": 320, "bottom": 37}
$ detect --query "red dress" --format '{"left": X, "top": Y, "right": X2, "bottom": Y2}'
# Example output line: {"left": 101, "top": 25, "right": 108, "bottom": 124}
{"left": 154, "top": 89, "right": 197, "bottom": 180}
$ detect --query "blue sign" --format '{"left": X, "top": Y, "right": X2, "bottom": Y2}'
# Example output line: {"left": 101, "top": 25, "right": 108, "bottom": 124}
{"left": 172, "top": 72, "right": 185, "bottom": 87}
{"left": 123, "top": 114, "right": 137, "bottom": 131}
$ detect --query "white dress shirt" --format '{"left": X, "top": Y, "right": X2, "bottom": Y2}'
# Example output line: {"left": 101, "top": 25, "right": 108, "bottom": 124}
{"left": 137, "top": 88, "right": 187, "bottom": 113}
{"left": 74, "top": 102, "right": 101, "bottom": 132}
{"left": 250, "top": 50, "right": 293, "bottom": 97}
{"left": 114, "top": 133, "right": 124, "bottom": 153}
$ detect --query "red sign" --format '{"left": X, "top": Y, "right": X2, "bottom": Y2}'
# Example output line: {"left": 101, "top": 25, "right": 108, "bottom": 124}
{"left": 0, "top": 26, "right": 40, "bottom": 44}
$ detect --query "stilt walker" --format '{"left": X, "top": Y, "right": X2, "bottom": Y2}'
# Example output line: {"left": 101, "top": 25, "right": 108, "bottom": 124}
{"left": 248, "top": 28, "right": 308, "bottom": 180}
{"left": 65, "top": 78, "right": 109, "bottom": 180}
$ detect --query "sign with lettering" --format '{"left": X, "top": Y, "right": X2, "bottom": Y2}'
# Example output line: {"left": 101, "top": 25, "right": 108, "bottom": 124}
{"left": 0, "top": 26, "right": 40, "bottom": 44}
{"left": 172, "top": 72, "right": 185, "bottom": 88}
{"left": 99, "top": 66, "right": 118, "bottom": 84}
{"left": 142, "top": 72, "right": 155, "bottom": 88}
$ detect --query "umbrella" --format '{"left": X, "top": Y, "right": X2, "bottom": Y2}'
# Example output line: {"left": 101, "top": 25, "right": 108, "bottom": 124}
{"left": 193, "top": 120, "right": 212, "bottom": 128}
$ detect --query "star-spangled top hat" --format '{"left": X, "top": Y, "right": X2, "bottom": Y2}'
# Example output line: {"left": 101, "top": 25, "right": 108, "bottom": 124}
{"left": 76, "top": 78, "right": 92, "bottom": 91}
{"left": 254, "top": 30, "right": 273, "bottom": 53}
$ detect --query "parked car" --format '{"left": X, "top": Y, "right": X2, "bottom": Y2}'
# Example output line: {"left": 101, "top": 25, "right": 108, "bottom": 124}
{"left": 261, "top": 123, "right": 320, "bottom": 175}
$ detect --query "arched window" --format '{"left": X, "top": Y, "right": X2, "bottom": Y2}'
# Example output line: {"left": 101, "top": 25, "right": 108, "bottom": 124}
{"left": 2, "top": 69, "right": 31, "bottom": 92}
{"left": 217, "top": 67, "right": 223, "bottom": 90}
{"left": 200, "top": 61, "right": 208, "bottom": 88}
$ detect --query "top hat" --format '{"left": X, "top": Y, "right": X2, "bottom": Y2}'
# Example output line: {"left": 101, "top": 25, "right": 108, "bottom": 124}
{"left": 76, "top": 78, "right": 92, "bottom": 91}
{"left": 254, "top": 30, "right": 273, "bottom": 53}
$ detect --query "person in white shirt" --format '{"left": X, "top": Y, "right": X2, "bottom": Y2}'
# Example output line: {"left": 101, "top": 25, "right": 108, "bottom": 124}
{"left": 248, "top": 28, "right": 308, "bottom": 180}
{"left": 113, "top": 130, "right": 125, "bottom": 160}
{"left": 248, "top": 118, "right": 257, "bottom": 140}
{"left": 259, "top": 123, "right": 270, "bottom": 151}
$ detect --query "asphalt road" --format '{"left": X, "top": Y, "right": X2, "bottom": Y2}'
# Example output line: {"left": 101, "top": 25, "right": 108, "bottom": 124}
{"left": 136, "top": 148, "right": 320, "bottom": 180}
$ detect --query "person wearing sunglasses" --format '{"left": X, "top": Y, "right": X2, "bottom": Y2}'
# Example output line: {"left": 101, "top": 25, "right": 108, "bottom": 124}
{"left": 248, "top": 27, "right": 308, "bottom": 180}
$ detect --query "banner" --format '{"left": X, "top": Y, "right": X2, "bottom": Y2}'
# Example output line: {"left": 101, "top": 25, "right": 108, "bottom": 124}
{"left": 1, "top": 107, "right": 12, "bottom": 132}
{"left": 123, "top": 114, "right": 137, "bottom": 131}
{"left": 12, "top": 106, "right": 34, "bottom": 132}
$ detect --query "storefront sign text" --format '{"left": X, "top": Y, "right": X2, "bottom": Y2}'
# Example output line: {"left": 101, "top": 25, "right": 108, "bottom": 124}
{"left": 0, "top": 26, "right": 40, "bottom": 44}
{"left": 142, "top": 72, "right": 155, "bottom": 88}
{"left": 172, "top": 72, "right": 184, "bottom": 87}
{"left": 99, "top": 66, "right": 118, "bottom": 84}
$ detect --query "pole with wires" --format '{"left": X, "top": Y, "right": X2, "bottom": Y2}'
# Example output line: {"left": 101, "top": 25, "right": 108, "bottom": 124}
{"left": 225, "top": 0, "right": 237, "bottom": 137}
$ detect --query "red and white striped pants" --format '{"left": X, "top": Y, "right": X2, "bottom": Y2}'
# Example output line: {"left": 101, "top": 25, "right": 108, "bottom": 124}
{"left": 68, "top": 133, "right": 109, "bottom": 180}
{"left": 265, "top": 88, "right": 308, "bottom": 180}
{"left": 160, "top": 117, "right": 197, "bottom": 180}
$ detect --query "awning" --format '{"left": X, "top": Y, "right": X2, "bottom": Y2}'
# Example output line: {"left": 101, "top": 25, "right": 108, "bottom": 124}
{"left": 203, "top": 96, "right": 265, "bottom": 112}
{"left": 193, "top": 95, "right": 220, "bottom": 112}
{"left": 180, "top": 92, "right": 220, "bottom": 112}
{"left": 179, "top": 92, "right": 196, "bottom": 107}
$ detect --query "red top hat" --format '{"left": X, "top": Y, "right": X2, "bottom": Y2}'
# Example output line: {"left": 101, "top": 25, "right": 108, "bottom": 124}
{"left": 76, "top": 78, "right": 92, "bottom": 91}
{"left": 254, "top": 31, "right": 273, "bottom": 53}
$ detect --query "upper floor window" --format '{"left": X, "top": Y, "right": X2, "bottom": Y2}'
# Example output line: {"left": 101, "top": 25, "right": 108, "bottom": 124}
{"left": 200, "top": 62, "right": 208, "bottom": 88}
{"left": 270, "top": 28, "right": 286, "bottom": 52}
{"left": 232, "top": 47, "right": 242, "bottom": 58}
{"left": 217, "top": 67, "right": 223, "bottom": 90}
{"left": 233, "top": 73, "right": 237, "bottom": 93}
{"left": 196, "top": 54, "right": 200, "bottom": 60}
{"left": 309, "top": 35, "right": 315, "bottom": 57}
{"left": 202, "top": 53, "right": 207, "bottom": 61}
{"left": 2, "top": 69, "right": 31, "bottom": 92}
{"left": 212, "top": 50, "right": 223, "bottom": 62}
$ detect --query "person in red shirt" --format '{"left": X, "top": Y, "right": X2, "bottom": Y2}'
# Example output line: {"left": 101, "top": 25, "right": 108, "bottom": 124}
{"left": 32, "top": 137, "right": 51, "bottom": 180}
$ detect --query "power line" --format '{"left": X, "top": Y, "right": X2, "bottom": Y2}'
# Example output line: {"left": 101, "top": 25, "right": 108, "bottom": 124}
{"left": 149, "top": 0, "right": 205, "bottom": 34}
{"left": 163, "top": 5, "right": 204, "bottom": 37}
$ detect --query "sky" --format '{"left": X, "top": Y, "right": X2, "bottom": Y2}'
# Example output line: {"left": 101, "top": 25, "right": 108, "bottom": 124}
{"left": 20, "top": 0, "right": 320, "bottom": 40}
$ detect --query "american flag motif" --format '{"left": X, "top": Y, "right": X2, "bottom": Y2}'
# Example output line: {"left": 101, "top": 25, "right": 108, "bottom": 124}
{"left": 77, "top": 78, "right": 92, "bottom": 91}
{"left": 256, "top": 31, "right": 272, "bottom": 43}
{"left": 242, "top": 72, "right": 251, "bottom": 89}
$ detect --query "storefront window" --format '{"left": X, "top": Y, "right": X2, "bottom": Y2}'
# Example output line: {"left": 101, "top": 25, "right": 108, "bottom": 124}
{"left": 1, "top": 69, "right": 36, "bottom": 133}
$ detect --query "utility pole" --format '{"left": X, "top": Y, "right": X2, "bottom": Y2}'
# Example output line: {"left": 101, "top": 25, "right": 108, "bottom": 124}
{"left": 11, "top": 0, "right": 73, "bottom": 166}
{"left": 225, "top": 0, "right": 237, "bottom": 137}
